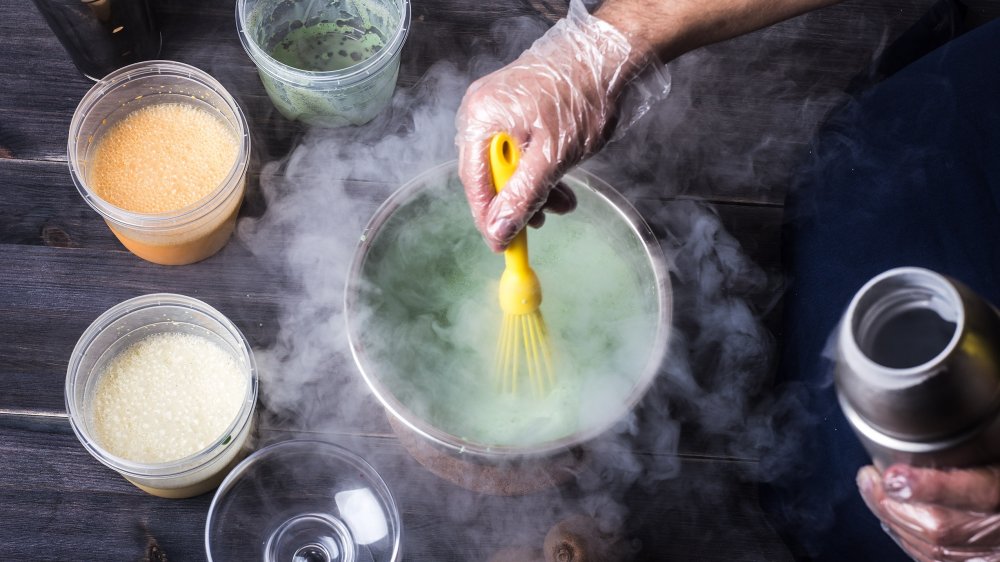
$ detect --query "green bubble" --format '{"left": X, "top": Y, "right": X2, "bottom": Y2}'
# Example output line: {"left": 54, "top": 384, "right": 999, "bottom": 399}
{"left": 268, "top": 22, "right": 384, "bottom": 72}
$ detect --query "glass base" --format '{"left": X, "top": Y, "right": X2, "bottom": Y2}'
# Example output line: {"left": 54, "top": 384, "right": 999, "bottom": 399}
{"left": 266, "top": 513, "right": 356, "bottom": 562}
{"left": 206, "top": 440, "right": 400, "bottom": 561}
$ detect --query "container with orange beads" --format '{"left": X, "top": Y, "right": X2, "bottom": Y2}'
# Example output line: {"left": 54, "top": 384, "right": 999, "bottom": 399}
{"left": 68, "top": 61, "right": 251, "bottom": 265}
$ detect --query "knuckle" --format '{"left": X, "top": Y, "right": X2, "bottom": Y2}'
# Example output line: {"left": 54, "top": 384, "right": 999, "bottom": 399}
{"left": 465, "top": 81, "right": 498, "bottom": 108}
{"left": 924, "top": 543, "right": 949, "bottom": 559}
{"left": 988, "top": 467, "right": 1000, "bottom": 510}
{"left": 923, "top": 522, "right": 956, "bottom": 546}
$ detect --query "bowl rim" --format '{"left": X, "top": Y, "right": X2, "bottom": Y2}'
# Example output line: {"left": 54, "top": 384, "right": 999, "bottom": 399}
{"left": 343, "top": 161, "right": 673, "bottom": 458}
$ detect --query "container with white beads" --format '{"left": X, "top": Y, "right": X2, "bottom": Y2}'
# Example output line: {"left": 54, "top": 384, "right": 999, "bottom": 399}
{"left": 66, "top": 294, "right": 258, "bottom": 498}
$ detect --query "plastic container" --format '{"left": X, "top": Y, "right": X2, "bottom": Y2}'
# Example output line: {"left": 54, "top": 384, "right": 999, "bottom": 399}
{"left": 237, "top": 0, "right": 411, "bottom": 127}
{"left": 66, "top": 294, "right": 258, "bottom": 499}
{"left": 67, "top": 61, "right": 251, "bottom": 265}
{"left": 206, "top": 440, "right": 401, "bottom": 562}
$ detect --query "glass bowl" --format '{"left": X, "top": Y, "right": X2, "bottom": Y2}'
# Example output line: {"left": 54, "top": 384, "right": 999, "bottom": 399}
{"left": 344, "top": 162, "right": 671, "bottom": 457}
{"left": 206, "top": 440, "right": 401, "bottom": 562}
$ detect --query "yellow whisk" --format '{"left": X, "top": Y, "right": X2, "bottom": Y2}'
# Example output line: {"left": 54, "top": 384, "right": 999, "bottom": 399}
{"left": 489, "top": 133, "right": 554, "bottom": 397}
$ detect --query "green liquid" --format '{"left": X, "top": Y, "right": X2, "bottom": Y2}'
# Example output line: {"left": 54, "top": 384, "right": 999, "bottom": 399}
{"left": 246, "top": 0, "right": 402, "bottom": 126}
{"left": 355, "top": 172, "right": 663, "bottom": 449}
{"left": 269, "top": 23, "right": 385, "bottom": 72}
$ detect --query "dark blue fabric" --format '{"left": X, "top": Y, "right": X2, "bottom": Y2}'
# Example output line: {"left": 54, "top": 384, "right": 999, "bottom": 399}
{"left": 765, "top": 16, "right": 1000, "bottom": 562}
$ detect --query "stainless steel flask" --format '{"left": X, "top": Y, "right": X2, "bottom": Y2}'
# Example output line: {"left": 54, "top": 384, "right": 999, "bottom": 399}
{"left": 835, "top": 267, "right": 1000, "bottom": 469}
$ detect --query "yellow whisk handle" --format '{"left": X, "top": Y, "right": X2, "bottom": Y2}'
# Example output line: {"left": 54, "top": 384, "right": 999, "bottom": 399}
{"left": 489, "top": 133, "right": 531, "bottom": 274}
{"left": 490, "top": 133, "right": 541, "bottom": 315}
{"left": 489, "top": 132, "right": 519, "bottom": 194}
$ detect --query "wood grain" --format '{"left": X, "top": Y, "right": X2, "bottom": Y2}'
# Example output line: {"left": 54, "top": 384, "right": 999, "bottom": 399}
{"left": 0, "top": 415, "right": 792, "bottom": 561}
{"left": 0, "top": 0, "right": 951, "bottom": 559}
{"left": 0, "top": 158, "right": 783, "bottom": 433}
{"left": 0, "top": 0, "right": 934, "bottom": 203}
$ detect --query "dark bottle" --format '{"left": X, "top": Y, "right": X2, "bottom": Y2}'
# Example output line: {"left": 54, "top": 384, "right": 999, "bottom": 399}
{"left": 32, "top": 0, "right": 161, "bottom": 80}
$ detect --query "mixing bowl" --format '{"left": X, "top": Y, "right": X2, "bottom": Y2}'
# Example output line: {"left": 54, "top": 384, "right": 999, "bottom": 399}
{"left": 345, "top": 163, "right": 671, "bottom": 458}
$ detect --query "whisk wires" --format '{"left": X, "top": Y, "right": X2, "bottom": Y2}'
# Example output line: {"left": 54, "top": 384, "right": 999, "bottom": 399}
{"left": 494, "top": 312, "right": 555, "bottom": 395}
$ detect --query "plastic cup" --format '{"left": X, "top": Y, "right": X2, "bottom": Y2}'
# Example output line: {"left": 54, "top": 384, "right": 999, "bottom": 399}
{"left": 237, "top": 0, "right": 411, "bottom": 127}
{"left": 65, "top": 294, "right": 259, "bottom": 499}
{"left": 67, "top": 61, "right": 252, "bottom": 265}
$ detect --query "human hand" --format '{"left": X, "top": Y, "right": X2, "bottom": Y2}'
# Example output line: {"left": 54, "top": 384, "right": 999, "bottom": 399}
{"left": 455, "top": 0, "right": 668, "bottom": 252}
{"left": 858, "top": 464, "right": 1000, "bottom": 561}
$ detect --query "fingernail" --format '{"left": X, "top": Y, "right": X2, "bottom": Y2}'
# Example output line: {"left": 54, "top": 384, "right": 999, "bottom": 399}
{"left": 489, "top": 219, "right": 517, "bottom": 245}
{"left": 883, "top": 468, "right": 912, "bottom": 500}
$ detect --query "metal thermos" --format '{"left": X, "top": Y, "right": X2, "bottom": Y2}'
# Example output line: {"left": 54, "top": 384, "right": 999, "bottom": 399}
{"left": 835, "top": 267, "right": 1000, "bottom": 469}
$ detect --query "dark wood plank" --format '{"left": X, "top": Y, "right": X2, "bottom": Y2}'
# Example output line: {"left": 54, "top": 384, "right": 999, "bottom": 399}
{"left": 0, "top": 5, "right": 94, "bottom": 161}
{"left": 0, "top": 0, "right": 933, "bottom": 204}
{"left": 0, "top": 158, "right": 123, "bottom": 251}
{"left": 0, "top": 0, "right": 952, "bottom": 559}
{"left": 0, "top": 158, "right": 397, "bottom": 253}
{"left": 0, "top": 0, "right": 548, "bottom": 163}
{"left": 0, "top": 158, "right": 782, "bottom": 259}
{"left": 0, "top": 191, "right": 781, "bottom": 434}
{"left": 0, "top": 156, "right": 784, "bottom": 464}
{"left": 0, "top": 243, "right": 289, "bottom": 412}
{"left": 0, "top": 414, "right": 792, "bottom": 561}
{"left": 590, "top": 0, "right": 937, "bottom": 204}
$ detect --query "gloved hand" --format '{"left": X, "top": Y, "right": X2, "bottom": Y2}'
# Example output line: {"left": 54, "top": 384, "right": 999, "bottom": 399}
{"left": 858, "top": 464, "right": 1000, "bottom": 561}
{"left": 455, "top": 0, "right": 669, "bottom": 252}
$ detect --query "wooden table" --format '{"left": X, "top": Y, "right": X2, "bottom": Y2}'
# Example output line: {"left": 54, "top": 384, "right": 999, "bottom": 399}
{"left": 0, "top": 1, "right": 934, "bottom": 559}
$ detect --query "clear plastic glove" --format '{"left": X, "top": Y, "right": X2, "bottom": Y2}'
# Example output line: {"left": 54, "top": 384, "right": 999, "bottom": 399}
{"left": 858, "top": 464, "right": 1000, "bottom": 561}
{"left": 455, "top": 0, "right": 670, "bottom": 251}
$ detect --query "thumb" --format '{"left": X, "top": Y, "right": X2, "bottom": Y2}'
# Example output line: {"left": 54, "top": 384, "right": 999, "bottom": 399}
{"left": 883, "top": 464, "right": 1000, "bottom": 512}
